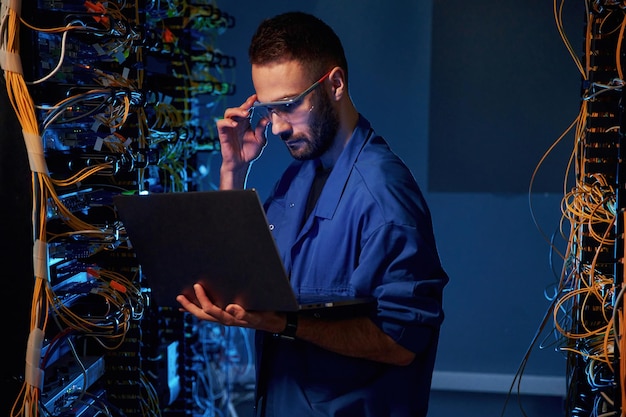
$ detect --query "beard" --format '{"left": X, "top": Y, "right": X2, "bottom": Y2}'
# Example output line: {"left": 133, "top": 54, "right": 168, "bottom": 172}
{"left": 283, "top": 88, "right": 340, "bottom": 161}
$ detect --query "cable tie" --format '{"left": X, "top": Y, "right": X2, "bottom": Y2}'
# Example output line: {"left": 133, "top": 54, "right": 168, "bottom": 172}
{"left": 0, "top": 50, "right": 24, "bottom": 75}
{"left": 84, "top": 0, "right": 105, "bottom": 13}
{"left": 33, "top": 239, "right": 48, "bottom": 281}
{"left": 91, "top": 119, "right": 103, "bottom": 132}
{"left": 92, "top": 43, "right": 106, "bottom": 56}
{"left": 110, "top": 280, "right": 127, "bottom": 293}
{"left": 113, "top": 50, "right": 126, "bottom": 64}
{"left": 22, "top": 130, "right": 49, "bottom": 174}
{"left": 25, "top": 328, "right": 44, "bottom": 389}
{"left": 87, "top": 266, "right": 100, "bottom": 277}
{"left": 94, "top": 136, "right": 104, "bottom": 151}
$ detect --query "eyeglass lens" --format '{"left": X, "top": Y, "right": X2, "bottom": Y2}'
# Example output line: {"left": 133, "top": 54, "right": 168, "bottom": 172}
{"left": 251, "top": 101, "right": 307, "bottom": 124}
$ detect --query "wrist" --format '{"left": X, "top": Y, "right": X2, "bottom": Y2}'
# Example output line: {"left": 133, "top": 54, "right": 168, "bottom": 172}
{"left": 219, "top": 165, "right": 250, "bottom": 189}
{"left": 274, "top": 312, "right": 298, "bottom": 340}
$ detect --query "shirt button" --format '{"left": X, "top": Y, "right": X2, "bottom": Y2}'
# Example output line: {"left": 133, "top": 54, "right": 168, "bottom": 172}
{"left": 269, "top": 224, "right": 275, "bottom": 230}
{"left": 289, "top": 203, "right": 295, "bottom": 208}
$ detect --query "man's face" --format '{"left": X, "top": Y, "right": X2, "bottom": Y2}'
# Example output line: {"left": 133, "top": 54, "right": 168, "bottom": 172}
{"left": 251, "top": 62, "right": 339, "bottom": 161}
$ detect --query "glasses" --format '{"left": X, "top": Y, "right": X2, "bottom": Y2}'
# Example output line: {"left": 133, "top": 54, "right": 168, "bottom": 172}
{"left": 249, "top": 69, "right": 332, "bottom": 124}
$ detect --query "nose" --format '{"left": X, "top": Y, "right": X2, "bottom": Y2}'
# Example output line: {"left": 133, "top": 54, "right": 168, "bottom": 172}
{"left": 269, "top": 112, "right": 292, "bottom": 137}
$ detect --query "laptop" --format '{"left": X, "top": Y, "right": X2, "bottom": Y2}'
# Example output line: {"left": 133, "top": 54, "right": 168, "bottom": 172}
{"left": 112, "top": 189, "right": 375, "bottom": 317}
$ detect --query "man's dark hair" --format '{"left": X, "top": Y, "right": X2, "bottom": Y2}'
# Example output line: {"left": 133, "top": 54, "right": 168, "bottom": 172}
{"left": 248, "top": 11, "right": 348, "bottom": 83}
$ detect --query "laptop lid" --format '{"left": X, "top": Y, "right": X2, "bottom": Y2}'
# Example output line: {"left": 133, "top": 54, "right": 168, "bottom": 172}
{"left": 113, "top": 190, "right": 375, "bottom": 315}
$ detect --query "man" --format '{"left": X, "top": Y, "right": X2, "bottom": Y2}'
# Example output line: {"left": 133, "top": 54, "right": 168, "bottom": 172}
{"left": 177, "top": 11, "right": 448, "bottom": 417}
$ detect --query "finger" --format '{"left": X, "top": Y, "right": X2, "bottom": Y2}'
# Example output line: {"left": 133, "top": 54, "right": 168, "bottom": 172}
{"left": 176, "top": 294, "right": 195, "bottom": 310}
{"left": 176, "top": 294, "right": 217, "bottom": 322}
{"left": 178, "top": 298, "right": 228, "bottom": 327}
{"left": 242, "top": 94, "right": 256, "bottom": 109}
{"left": 225, "top": 304, "right": 246, "bottom": 319}
{"left": 255, "top": 118, "right": 270, "bottom": 138}
{"left": 223, "top": 106, "right": 251, "bottom": 121}
{"left": 216, "top": 117, "right": 237, "bottom": 129}
{"left": 223, "top": 95, "right": 258, "bottom": 120}
{"left": 192, "top": 284, "right": 241, "bottom": 322}
{"left": 193, "top": 283, "right": 219, "bottom": 309}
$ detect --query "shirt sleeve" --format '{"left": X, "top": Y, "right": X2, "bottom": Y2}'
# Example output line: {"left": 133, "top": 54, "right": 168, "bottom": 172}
{"left": 354, "top": 222, "right": 448, "bottom": 355}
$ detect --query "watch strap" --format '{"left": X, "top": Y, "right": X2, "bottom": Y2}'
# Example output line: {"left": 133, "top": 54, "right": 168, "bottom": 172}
{"left": 276, "top": 311, "right": 298, "bottom": 340}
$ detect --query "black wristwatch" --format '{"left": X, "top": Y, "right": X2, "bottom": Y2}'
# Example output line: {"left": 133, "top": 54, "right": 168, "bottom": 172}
{"left": 275, "top": 312, "right": 298, "bottom": 340}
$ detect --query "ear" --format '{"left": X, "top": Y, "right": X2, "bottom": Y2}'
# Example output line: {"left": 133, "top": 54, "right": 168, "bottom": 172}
{"left": 328, "top": 67, "right": 347, "bottom": 101}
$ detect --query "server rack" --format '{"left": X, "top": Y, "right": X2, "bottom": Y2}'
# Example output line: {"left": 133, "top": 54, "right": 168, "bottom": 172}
{"left": 1, "top": 0, "right": 254, "bottom": 415}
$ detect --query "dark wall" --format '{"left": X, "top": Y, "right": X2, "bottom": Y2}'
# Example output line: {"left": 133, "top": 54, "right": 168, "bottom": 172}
{"left": 426, "top": 0, "right": 584, "bottom": 391}
{"left": 429, "top": 1, "right": 583, "bottom": 193}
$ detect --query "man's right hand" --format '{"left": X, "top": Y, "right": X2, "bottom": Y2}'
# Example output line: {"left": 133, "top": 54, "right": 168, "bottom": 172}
{"left": 216, "top": 94, "right": 269, "bottom": 189}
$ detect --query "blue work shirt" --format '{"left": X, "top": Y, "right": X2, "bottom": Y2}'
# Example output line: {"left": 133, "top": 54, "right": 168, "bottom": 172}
{"left": 255, "top": 115, "right": 448, "bottom": 417}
